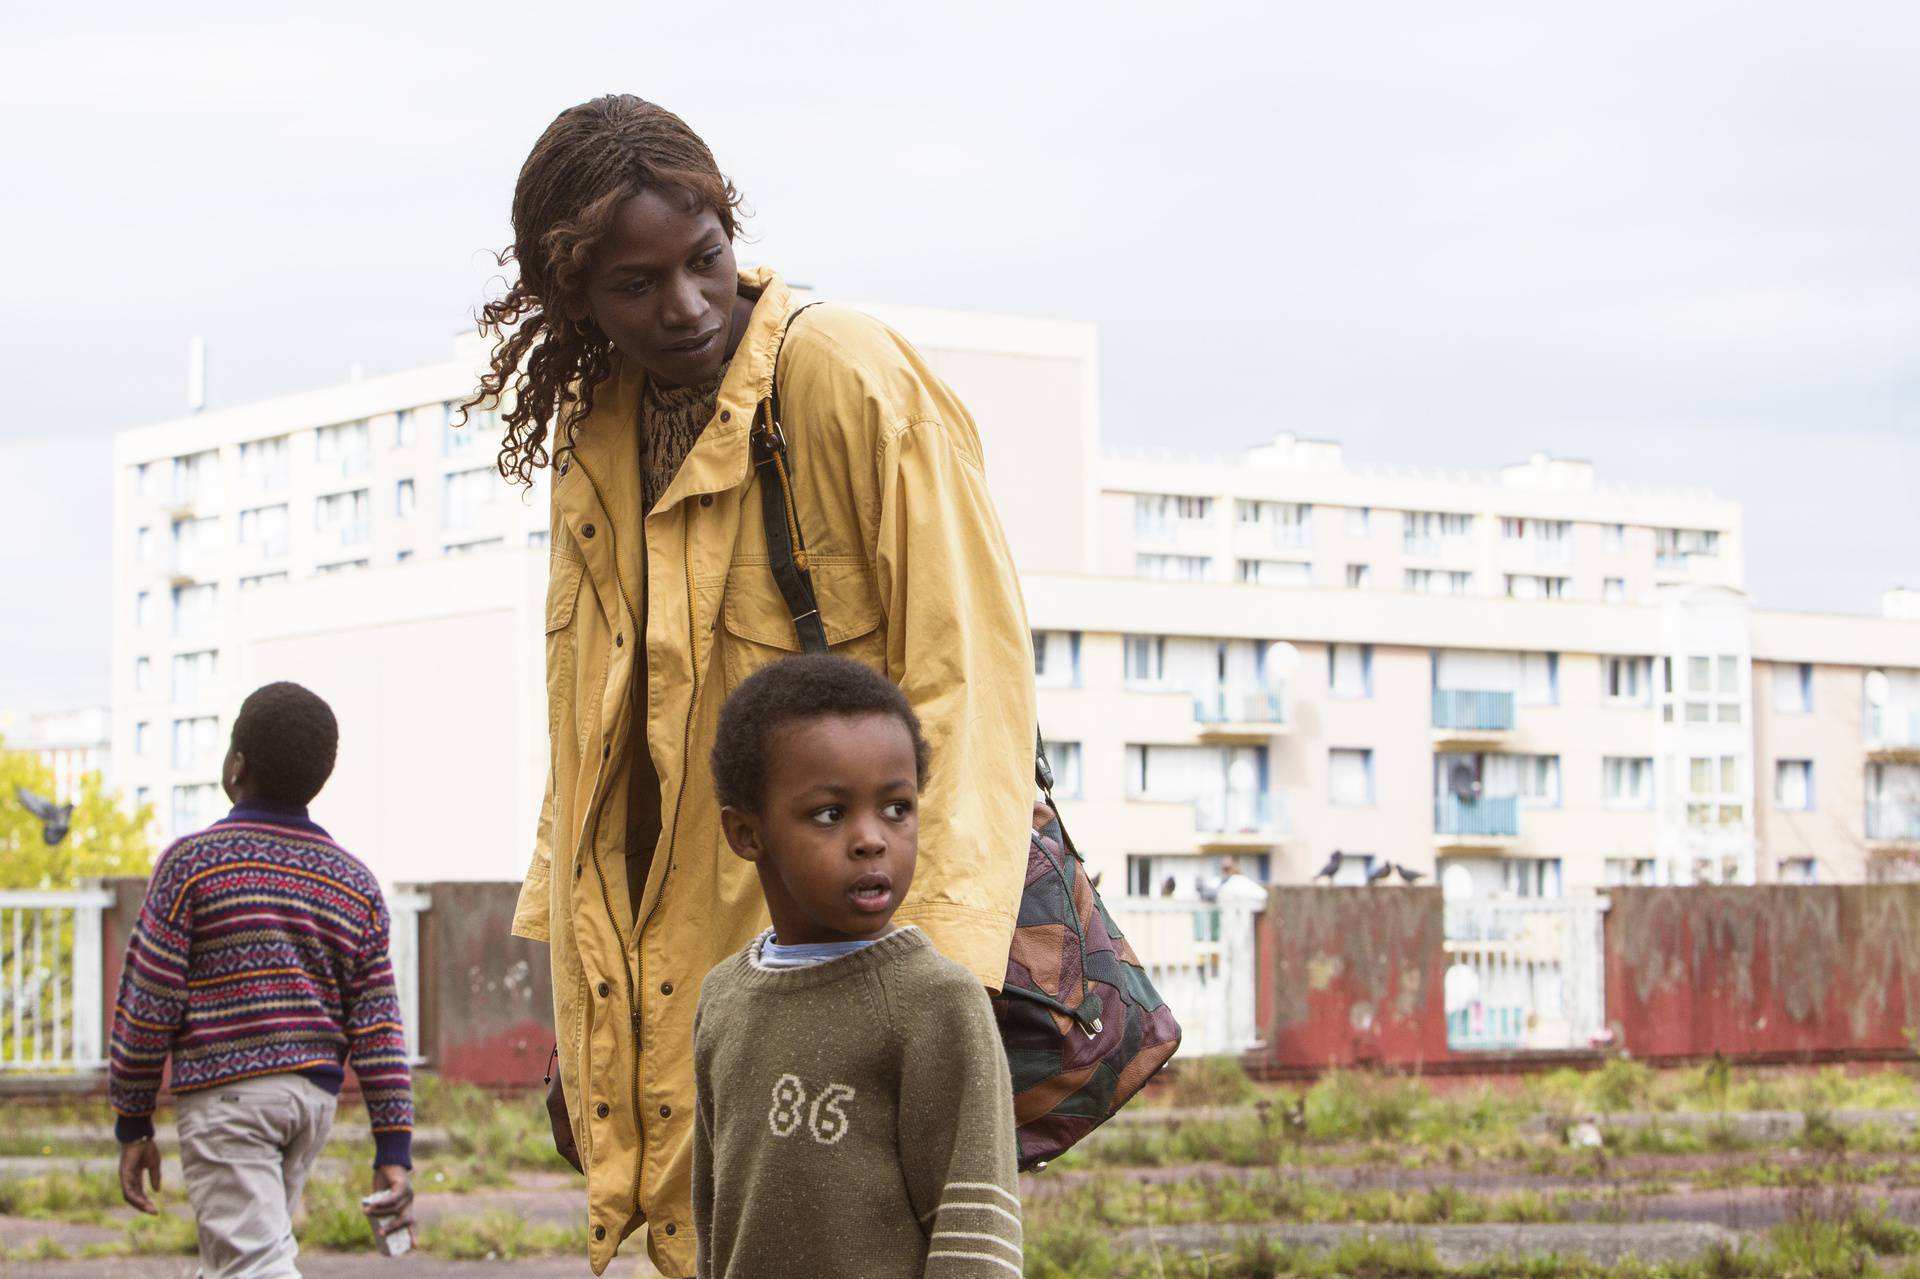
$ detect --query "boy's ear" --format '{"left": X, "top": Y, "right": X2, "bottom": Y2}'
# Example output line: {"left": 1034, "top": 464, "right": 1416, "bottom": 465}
{"left": 718, "top": 806, "right": 763, "bottom": 863}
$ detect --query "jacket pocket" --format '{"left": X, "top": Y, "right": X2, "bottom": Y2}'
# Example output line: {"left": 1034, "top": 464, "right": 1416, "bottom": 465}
{"left": 720, "top": 558, "right": 885, "bottom": 692}
{"left": 544, "top": 555, "right": 587, "bottom": 750}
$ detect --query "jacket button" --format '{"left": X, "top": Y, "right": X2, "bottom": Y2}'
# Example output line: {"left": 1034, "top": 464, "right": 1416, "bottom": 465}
{"left": 659, "top": 1104, "right": 671, "bottom": 1119}
{"left": 719, "top": 410, "right": 731, "bottom": 423}
{"left": 597, "top": 982, "right": 610, "bottom": 998}
{"left": 593, "top": 1225, "right": 605, "bottom": 1241}
{"left": 664, "top": 1223, "right": 677, "bottom": 1237}
{"left": 582, "top": 523, "right": 596, "bottom": 539}
{"left": 659, "top": 981, "right": 673, "bottom": 996}
{"left": 700, "top": 495, "right": 713, "bottom": 507}
{"left": 596, "top": 1102, "right": 610, "bottom": 1119}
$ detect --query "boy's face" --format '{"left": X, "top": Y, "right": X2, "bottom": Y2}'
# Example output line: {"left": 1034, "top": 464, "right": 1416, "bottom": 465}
{"left": 720, "top": 712, "right": 919, "bottom": 946}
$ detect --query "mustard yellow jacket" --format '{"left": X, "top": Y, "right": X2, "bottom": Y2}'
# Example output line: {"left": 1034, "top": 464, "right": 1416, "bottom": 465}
{"left": 510, "top": 267, "right": 1035, "bottom": 1276}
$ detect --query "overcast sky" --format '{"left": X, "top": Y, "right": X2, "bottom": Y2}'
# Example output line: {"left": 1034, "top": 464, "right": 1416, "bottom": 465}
{"left": 2, "top": 1, "right": 1916, "bottom": 712}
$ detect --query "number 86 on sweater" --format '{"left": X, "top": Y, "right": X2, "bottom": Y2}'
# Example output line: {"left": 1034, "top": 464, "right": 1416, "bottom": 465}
{"left": 768, "top": 1074, "right": 855, "bottom": 1145}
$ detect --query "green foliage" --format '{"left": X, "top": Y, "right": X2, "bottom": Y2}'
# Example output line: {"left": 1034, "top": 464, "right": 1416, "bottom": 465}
{"left": 1589, "top": 1057, "right": 1655, "bottom": 1112}
{"left": 0, "top": 739, "right": 153, "bottom": 889}
{"left": 0, "top": 1168, "right": 124, "bottom": 1219}
{"left": 413, "top": 1076, "right": 579, "bottom": 1171}
{"left": 1304, "top": 1069, "right": 1423, "bottom": 1142}
{"left": 1164, "top": 1055, "right": 1258, "bottom": 1108}
{"left": 297, "top": 1179, "right": 375, "bottom": 1251}
{"left": 418, "top": 1211, "right": 581, "bottom": 1260}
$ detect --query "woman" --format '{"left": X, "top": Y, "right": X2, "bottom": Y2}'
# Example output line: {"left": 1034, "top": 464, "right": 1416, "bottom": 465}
{"left": 472, "top": 95, "right": 1035, "bottom": 1278}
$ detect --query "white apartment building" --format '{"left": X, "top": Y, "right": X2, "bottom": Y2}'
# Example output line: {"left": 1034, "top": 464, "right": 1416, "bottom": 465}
{"left": 110, "top": 306, "right": 1920, "bottom": 897}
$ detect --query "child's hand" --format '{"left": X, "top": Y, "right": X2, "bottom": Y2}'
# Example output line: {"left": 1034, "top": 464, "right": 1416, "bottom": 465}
{"left": 118, "top": 1138, "right": 162, "bottom": 1214}
{"left": 368, "top": 1165, "right": 414, "bottom": 1236}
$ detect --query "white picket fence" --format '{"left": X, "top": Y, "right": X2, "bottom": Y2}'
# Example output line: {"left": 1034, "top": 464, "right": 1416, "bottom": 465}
{"left": 1443, "top": 894, "right": 1609, "bottom": 1052}
{"left": 1109, "top": 898, "right": 1262, "bottom": 1057}
{"left": 0, "top": 886, "right": 430, "bottom": 1076}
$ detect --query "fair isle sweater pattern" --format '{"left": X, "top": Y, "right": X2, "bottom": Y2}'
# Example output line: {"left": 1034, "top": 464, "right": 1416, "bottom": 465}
{"left": 108, "top": 815, "right": 414, "bottom": 1167}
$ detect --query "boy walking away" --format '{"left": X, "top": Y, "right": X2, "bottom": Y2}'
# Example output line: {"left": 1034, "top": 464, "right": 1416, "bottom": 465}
{"left": 110, "top": 682, "right": 414, "bottom": 1277}
{"left": 694, "top": 655, "right": 1023, "bottom": 1278}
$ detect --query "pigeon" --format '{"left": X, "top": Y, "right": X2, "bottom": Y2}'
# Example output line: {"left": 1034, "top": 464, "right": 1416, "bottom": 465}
{"left": 1396, "top": 864, "right": 1425, "bottom": 885}
{"left": 15, "top": 787, "right": 73, "bottom": 846}
{"left": 1365, "top": 861, "right": 1394, "bottom": 886}
{"left": 1312, "top": 850, "right": 1344, "bottom": 882}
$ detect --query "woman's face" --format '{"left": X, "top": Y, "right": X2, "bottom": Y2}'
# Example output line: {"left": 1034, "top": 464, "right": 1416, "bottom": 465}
{"left": 579, "top": 186, "right": 738, "bottom": 389}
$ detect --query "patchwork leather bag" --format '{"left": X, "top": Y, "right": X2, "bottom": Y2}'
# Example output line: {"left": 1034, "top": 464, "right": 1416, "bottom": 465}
{"left": 751, "top": 305, "right": 1183, "bottom": 1170}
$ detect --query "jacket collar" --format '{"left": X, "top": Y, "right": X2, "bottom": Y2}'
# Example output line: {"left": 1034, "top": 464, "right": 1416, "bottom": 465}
{"left": 559, "top": 266, "right": 795, "bottom": 514}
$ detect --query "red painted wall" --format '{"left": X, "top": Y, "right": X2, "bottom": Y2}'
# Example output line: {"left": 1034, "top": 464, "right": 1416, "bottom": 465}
{"left": 1250, "top": 886, "right": 1453, "bottom": 1071}
{"left": 1606, "top": 885, "right": 1920, "bottom": 1059}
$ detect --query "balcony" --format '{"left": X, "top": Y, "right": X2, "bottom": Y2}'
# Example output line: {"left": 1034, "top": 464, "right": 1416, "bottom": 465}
{"left": 1434, "top": 794, "right": 1519, "bottom": 847}
{"left": 1867, "top": 708, "right": 1920, "bottom": 761}
{"left": 1867, "top": 802, "right": 1920, "bottom": 844}
{"left": 1194, "top": 792, "right": 1284, "bottom": 852}
{"left": 1432, "top": 689, "right": 1515, "bottom": 745}
{"left": 1194, "top": 686, "right": 1289, "bottom": 742}
{"left": 165, "top": 546, "right": 216, "bottom": 587}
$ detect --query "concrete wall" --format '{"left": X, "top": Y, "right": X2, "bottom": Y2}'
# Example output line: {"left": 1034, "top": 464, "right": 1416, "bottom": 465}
{"left": 1254, "top": 886, "right": 1451, "bottom": 1070}
{"left": 1605, "top": 885, "right": 1920, "bottom": 1059}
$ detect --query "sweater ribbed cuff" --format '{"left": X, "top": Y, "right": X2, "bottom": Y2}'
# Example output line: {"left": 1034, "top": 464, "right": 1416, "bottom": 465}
{"left": 373, "top": 1130, "right": 412, "bottom": 1170}
{"left": 116, "top": 1114, "right": 156, "bottom": 1145}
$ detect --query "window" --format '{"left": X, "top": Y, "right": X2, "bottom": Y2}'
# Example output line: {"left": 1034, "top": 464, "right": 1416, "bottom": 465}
{"left": 1135, "top": 494, "right": 1211, "bottom": 535}
{"left": 1604, "top": 523, "right": 1625, "bottom": 551}
{"left": 1518, "top": 652, "right": 1558, "bottom": 705}
{"left": 136, "top": 462, "right": 158, "bottom": 499}
{"left": 396, "top": 478, "right": 417, "bottom": 518}
{"left": 1403, "top": 511, "right": 1473, "bottom": 553}
{"left": 1771, "top": 663, "right": 1813, "bottom": 714}
{"left": 397, "top": 549, "right": 416, "bottom": 562}
{"left": 1504, "top": 858, "right": 1563, "bottom": 898}
{"left": 170, "top": 716, "right": 220, "bottom": 770}
{"left": 1500, "top": 518, "right": 1572, "bottom": 548}
{"left": 1687, "top": 754, "right": 1745, "bottom": 826}
{"left": 1778, "top": 857, "right": 1819, "bottom": 885}
{"left": 393, "top": 408, "right": 415, "bottom": 448}
{"left": 1774, "top": 760, "right": 1814, "bottom": 810}
{"left": 1604, "top": 757, "right": 1654, "bottom": 808}
{"left": 1328, "top": 644, "right": 1372, "bottom": 699}
{"left": 134, "top": 656, "right": 151, "bottom": 693}
{"left": 316, "top": 489, "right": 371, "bottom": 546}
{"left": 171, "top": 650, "right": 217, "bottom": 701}
{"left": 1329, "top": 748, "right": 1374, "bottom": 807}
{"left": 443, "top": 539, "right": 504, "bottom": 557}
{"left": 238, "top": 436, "right": 289, "bottom": 490}
{"left": 1124, "top": 636, "right": 1166, "bottom": 685}
{"left": 1345, "top": 563, "right": 1371, "bottom": 589}
{"left": 1040, "top": 741, "right": 1083, "bottom": 799}
{"left": 1136, "top": 554, "right": 1212, "bottom": 581}
{"left": 1718, "top": 656, "right": 1739, "bottom": 694}
{"left": 314, "top": 421, "right": 370, "bottom": 476}
{"left": 1604, "top": 577, "right": 1626, "bottom": 604}
{"left": 240, "top": 572, "right": 289, "bottom": 590}
{"left": 1606, "top": 857, "right": 1655, "bottom": 885}
{"left": 1657, "top": 527, "right": 1721, "bottom": 565}
{"left": 1346, "top": 506, "right": 1371, "bottom": 536}
{"left": 133, "top": 591, "right": 151, "bottom": 628}
{"left": 1504, "top": 574, "right": 1569, "bottom": 601}
{"left": 238, "top": 504, "right": 289, "bottom": 556}
{"left": 171, "top": 783, "right": 220, "bottom": 834}
{"left": 316, "top": 559, "right": 370, "bottom": 575}
{"left": 444, "top": 468, "right": 499, "bottom": 531}
{"left": 1511, "top": 755, "right": 1561, "bottom": 807}
{"left": 135, "top": 786, "right": 151, "bottom": 813}
{"left": 170, "top": 584, "right": 217, "bottom": 638}
{"left": 170, "top": 450, "right": 220, "bottom": 505}
{"left": 134, "top": 721, "right": 150, "bottom": 757}
{"left": 526, "top": 532, "right": 548, "bottom": 549}
{"left": 1602, "top": 656, "right": 1652, "bottom": 704}
{"left": 444, "top": 404, "right": 496, "bottom": 455}
{"left": 136, "top": 525, "right": 155, "bottom": 563}
{"left": 1237, "top": 559, "right": 1309, "bottom": 587}
{"left": 1033, "top": 631, "right": 1080, "bottom": 689}
{"left": 1249, "top": 502, "right": 1312, "bottom": 548}
{"left": 1688, "top": 656, "right": 1712, "bottom": 693}
{"left": 1405, "top": 569, "right": 1473, "bottom": 596}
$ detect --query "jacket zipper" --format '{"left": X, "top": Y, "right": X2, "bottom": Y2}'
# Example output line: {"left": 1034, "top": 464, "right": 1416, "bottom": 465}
{"left": 566, "top": 456, "right": 648, "bottom": 1216}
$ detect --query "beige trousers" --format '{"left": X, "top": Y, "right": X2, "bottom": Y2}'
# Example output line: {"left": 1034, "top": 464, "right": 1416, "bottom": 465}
{"left": 175, "top": 1073, "right": 338, "bottom": 1279}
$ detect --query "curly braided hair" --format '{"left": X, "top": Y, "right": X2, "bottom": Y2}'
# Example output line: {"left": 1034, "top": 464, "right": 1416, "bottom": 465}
{"left": 461, "top": 95, "right": 745, "bottom": 487}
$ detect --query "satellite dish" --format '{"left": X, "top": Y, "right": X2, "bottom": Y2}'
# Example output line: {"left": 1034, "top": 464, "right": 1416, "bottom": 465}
{"left": 1448, "top": 763, "right": 1482, "bottom": 801}
{"left": 1265, "top": 641, "right": 1302, "bottom": 679}
{"left": 1866, "top": 671, "right": 1892, "bottom": 707}
{"left": 1441, "top": 863, "right": 1477, "bottom": 901}
{"left": 1444, "top": 962, "right": 1480, "bottom": 1013}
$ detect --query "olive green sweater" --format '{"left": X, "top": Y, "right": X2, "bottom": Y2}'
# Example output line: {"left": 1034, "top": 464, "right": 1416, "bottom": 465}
{"left": 692, "top": 927, "right": 1023, "bottom": 1278}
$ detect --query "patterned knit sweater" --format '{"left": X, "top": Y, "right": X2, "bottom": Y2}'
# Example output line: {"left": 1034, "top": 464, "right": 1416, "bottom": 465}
{"left": 693, "top": 927, "right": 1022, "bottom": 1278}
{"left": 109, "top": 805, "right": 414, "bottom": 1167}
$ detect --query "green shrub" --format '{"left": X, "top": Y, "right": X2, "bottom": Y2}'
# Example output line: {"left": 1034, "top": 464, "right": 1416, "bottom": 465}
{"left": 1589, "top": 1057, "right": 1654, "bottom": 1112}
{"left": 1163, "top": 1056, "right": 1258, "bottom": 1108}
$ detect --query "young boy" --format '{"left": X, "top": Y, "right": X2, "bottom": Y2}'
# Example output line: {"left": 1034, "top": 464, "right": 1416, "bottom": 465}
{"left": 109, "top": 681, "right": 414, "bottom": 1276}
{"left": 693, "top": 654, "right": 1022, "bottom": 1278}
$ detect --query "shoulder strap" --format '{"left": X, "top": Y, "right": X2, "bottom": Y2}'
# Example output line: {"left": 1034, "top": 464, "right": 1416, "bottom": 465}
{"left": 751, "top": 302, "right": 828, "bottom": 654}
{"left": 752, "top": 301, "right": 1053, "bottom": 795}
